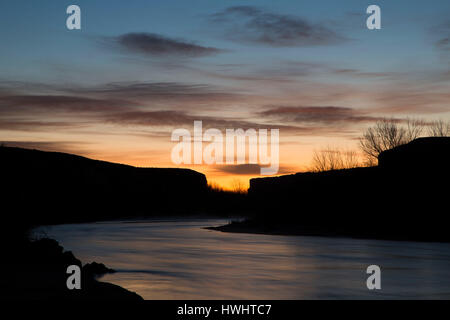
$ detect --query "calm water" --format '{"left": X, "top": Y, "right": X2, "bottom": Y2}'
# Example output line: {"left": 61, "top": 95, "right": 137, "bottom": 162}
{"left": 33, "top": 218, "right": 450, "bottom": 299}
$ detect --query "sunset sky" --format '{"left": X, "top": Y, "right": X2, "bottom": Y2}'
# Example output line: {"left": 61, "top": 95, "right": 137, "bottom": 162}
{"left": 1, "top": 0, "right": 449, "bottom": 188}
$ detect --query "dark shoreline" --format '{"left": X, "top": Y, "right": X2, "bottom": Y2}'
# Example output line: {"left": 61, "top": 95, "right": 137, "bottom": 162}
{"left": 207, "top": 220, "right": 450, "bottom": 243}
{"left": 1, "top": 236, "right": 143, "bottom": 300}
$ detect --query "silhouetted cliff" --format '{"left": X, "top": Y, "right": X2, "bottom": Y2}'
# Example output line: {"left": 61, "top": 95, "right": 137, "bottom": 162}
{"left": 378, "top": 137, "right": 450, "bottom": 170}
{"left": 237, "top": 137, "right": 450, "bottom": 242}
{"left": 0, "top": 146, "right": 208, "bottom": 230}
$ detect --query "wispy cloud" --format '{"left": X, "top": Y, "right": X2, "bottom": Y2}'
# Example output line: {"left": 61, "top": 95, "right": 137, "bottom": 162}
{"left": 0, "top": 120, "right": 83, "bottom": 131}
{"left": 108, "top": 33, "right": 226, "bottom": 57}
{"left": 1, "top": 80, "right": 447, "bottom": 139}
{"left": 434, "top": 21, "right": 450, "bottom": 53}
{"left": 105, "top": 109, "right": 301, "bottom": 132}
{"left": 209, "top": 6, "right": 347, "bottom": 47}
{"left": 0, "top": 81, "right": 287, "bottom": 133}
{"left": 199, "top": 60, "right": 399, "bottom": 84}
{"left": 0, "top": 94, "right": 135, "bottom": 114}
{"left": 260, "top": 106, "right": 382, "bottom": 124}
{"left": 0, "top": 81, "right": 244, "bottom": 115}
{"left": 69, "top": 81, "right": 240, "bottom": 103}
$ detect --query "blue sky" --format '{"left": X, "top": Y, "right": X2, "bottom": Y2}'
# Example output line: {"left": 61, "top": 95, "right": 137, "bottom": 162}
{"left": 1, "top": 0, "right": 448, "bottom": 83}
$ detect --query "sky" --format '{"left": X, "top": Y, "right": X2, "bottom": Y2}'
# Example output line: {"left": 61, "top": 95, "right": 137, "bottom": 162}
{"left": 0, "top": 0, "right": 449, "bottom": 189}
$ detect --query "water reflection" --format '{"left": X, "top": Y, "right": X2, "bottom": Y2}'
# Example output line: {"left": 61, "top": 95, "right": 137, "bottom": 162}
{"left": 33, "top": 219, "right": 450, "bottom": 299}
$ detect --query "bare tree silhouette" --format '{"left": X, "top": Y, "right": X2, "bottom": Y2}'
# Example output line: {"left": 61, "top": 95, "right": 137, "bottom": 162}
{"left": 358, "top": 118, "right": 450, "bottom": 164}
{"left": 311, "top": 147, "right": 360, "bottom": 172}
{"left": 359, "top": 119, "right": 419, "bottom": 165}
{"left": 231, "top": 179, "right": 247, "bottom": 194}
{"left": 306, "top": 117, "right": 444, "bottom": 171}
{"left": 427, "top": 120, "right": 450, "bottom": 137}
{"left": 405, "top": 118, "right": 425, "bottom": 141}
{"left": 207, "top": 182, "right": 225, "bottom": 192}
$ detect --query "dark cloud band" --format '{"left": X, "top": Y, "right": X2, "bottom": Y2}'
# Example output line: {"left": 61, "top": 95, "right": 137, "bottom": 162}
{"left": 260, "top": 106, "right": 383, "bottom": 124}
{"left": 209, "top": 6, "right": 347, "bottom": 47}
{"left": 113, "top": 33, "right": 225, "bottom": 57}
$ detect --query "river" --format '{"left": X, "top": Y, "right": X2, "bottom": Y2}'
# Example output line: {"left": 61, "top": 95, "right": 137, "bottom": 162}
{"left": 32, "top": 218, "right": 450, "bottom": 299}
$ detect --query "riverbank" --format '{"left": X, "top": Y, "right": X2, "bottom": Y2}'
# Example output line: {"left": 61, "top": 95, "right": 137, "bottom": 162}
{"left": 1, "top": 237, "right": 143, "bottom": 300}
{"left": 207, "top": 219, "right": 450, "bottom": 243}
